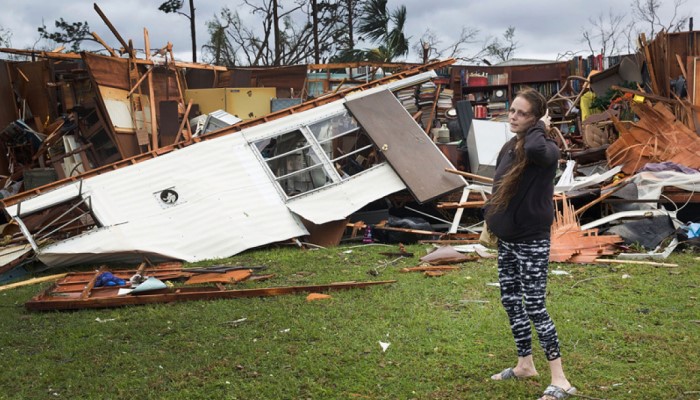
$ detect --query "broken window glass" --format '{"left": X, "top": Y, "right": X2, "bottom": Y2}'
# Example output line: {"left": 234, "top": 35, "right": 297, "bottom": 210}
{"left": 15, "top": 196, "right": 101, "bottom": 245}
{"left": 255, "top": 129, "right": 332, "bottom": 197}
{"left": 252, "top": 111, "right": 385, "bottom": 198}
{"left": 307, "top": 111, "right": 384, "bottom": 179}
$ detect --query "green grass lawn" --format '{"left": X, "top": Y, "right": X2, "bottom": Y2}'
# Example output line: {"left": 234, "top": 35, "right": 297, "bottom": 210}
{"left": 0, "top": 243, "right": 698, "bottom": 399}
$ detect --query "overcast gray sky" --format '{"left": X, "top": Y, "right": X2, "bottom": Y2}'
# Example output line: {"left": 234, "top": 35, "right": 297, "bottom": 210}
{"left": 0, "top": 0, "right": 698, "bottom": 64}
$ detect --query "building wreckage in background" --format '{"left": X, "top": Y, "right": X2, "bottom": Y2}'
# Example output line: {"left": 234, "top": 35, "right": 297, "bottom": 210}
{"left": 1, "top": 17, "right": 700, "bottom": 280}
{"left": 0, "top": 59, "right": 464, "bottom": 274}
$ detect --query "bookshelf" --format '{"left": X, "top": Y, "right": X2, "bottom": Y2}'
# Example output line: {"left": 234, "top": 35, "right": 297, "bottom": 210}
{"left": 450, "top": 62, "right": 569, "bottom": 119}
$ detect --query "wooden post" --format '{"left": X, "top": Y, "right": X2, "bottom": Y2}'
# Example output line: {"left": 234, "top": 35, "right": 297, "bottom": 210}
{"left": 148, "top": 68, "right": 159, "bottom": 150}
{"left": 174, "top": 98, "right": 194, "bottom": 143}
{"left": 93, "top": 3, "right": 134, "bottom": 58}
{"left": 91, "top": 31, "right": 118, "bottom": 57}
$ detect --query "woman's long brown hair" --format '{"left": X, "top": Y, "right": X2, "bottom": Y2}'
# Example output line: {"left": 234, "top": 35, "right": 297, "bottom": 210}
{"left": 485, "top": 88, "right": 547, "bottom": 217}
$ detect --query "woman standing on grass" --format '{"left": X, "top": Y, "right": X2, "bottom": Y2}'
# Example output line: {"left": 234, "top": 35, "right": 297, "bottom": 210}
{"left": 484, "top": 88, "right": 576, "bottom": 400}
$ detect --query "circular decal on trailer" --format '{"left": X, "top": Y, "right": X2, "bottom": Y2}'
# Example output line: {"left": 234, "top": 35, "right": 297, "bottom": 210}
{"left": 159, "top": 189, "right": 179, "bottom": 205}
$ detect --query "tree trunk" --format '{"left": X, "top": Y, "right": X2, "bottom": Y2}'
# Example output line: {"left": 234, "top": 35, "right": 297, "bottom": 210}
{"left": 347, "top": 0, "right": 354, "bottom": 49}
{"left": 189, "top": 0, "right": 197, "bottom": 62}
{"left": 273, "top": 0, "right": 280, "bottom": 65}
{"left": 312, "top": 0, "right": 319, "bottom": 63}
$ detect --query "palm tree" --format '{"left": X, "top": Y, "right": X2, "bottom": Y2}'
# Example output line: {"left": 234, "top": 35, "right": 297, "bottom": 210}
{"left": 356, "top": 0, "right": 409, "bottom": 61}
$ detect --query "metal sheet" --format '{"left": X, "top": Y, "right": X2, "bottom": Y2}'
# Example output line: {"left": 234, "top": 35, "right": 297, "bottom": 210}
{"left": 466, "top": 119, "right": 514, "bottom": 178}
{"left": 18, "top": 134, "right": 308, "bottom": 266}
{"left": 346, "top": 89, "right": 465, "bottom": 203}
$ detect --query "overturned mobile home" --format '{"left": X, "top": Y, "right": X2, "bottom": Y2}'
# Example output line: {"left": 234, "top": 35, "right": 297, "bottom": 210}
{"left": 0, "top": 63, "right": 465, "bottom": 267}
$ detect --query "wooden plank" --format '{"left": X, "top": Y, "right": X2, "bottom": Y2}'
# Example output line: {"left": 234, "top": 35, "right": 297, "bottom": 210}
{"left": 184, "top": 269, "right": 252, "bottom": 285}
{"left": 640, "top": 33, "right": 660, "bottom": 95}
{"left": 125, "top": 66, "right": 153, "bottom": 98}
{"left": 444, "top": 168, "right": 494, "bottom": 183}
{"left": 147, "top": 69, "right": 159, "bottom": 150}
{"left": 91, "top": 31, "right": 118, "bottom": 57}
{"left": 80, "top": 266, "right": 105, "bottom": 299}
{"left": 0, "top": 273, "right": 67, "bottom": 292}
{"left": 93, "top": 3, "right": 133, "bottom": 58}
{"left": 437, "top": 201, "right": 486, "bottom": 209}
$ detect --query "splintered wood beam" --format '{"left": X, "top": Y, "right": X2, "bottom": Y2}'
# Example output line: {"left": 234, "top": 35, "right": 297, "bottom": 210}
{"left": 144, "top": 28, "right": 151, "bottom": 61}
{"left": 125, "top": 66, "right": 153, "bottom": 98}
{"left": 347, "top": 222, "right": 443, "bottom": 236}
{"left": 93, "top": 3, "right": 133, "bottom": 58}
{"left": 91, "top": 31, "right": 118, "bottom": 57}
{"left": 437, "top": 201, "right": 486, "bottom": 209}
{"left": 167, "top": 42, "right": 187, "bottom": 105}
{"left": 444, "top": 168, "right": 494, "bottom": 183}
{"left": 574, "top": 181, "right": 629, "bottom": 217}
{"left": 174, "top": 98, "right": 194, "bottom": 143}
{"left": 640, "top": 33, "right": 659, "bottom": 95}
{"left": 80, "top": 266, "right": 106, "bottom": 299}
{"left": 147, "top": 67, "right": 159, "bottom": 149}
{"left": 0, "top": 273, "right": 67, "bottom": 292}
{"left": 676, "top": 54, "right": 688, "bottom": 79}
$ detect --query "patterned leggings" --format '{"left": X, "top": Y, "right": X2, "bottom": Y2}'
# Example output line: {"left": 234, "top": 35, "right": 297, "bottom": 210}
{"left": 497, "top": 238, "right": 561, "bottom": 361}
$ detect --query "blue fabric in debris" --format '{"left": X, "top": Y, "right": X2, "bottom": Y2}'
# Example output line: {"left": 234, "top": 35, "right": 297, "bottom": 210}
{"left": 95, "top": 272, "right": 126, "bottom": 287}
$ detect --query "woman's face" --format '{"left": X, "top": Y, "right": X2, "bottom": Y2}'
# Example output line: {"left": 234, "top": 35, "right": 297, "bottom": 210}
{"left": 508, "top": 97, "right": 537, "bottom": 135}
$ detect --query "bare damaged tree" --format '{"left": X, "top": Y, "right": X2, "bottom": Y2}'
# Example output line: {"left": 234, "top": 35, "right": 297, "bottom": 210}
{"left": 202, "top": 1, "right": 357, "bottom": 67}
{"left": 631, "top": 0, "right": 689, "bottom": 39}
{"left": 482, "top": 26, "right": 518, "bottom": 63}
{"left": 159, "top": 0, "right": 197, "bottom": 62}
{"left": 412, "top": 26, "right": 480, "bottom": 63}
{"left": 0, "top": 26, "right": 12, "bottom": 48}
{"left": 581, "top": 9, "right": 626, "bottom": 58}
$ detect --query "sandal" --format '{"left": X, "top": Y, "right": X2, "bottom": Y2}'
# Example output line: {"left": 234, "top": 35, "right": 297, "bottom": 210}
{"left": 539, "top": 384, "right": 577, "bottom": 400}
{"left": 491, "top": 367, "right": 517, "bottom": 380}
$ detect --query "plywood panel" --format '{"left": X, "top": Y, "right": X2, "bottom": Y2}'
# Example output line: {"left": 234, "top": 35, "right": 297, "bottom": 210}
{"left": 83, "top": 52, "right": 130, "bottom": 90}
{"left": 185, "top": 88, "right": 225, "bottom": 114}
{"left": 346, "top": 89, "right": 465, "bottom": 203}
{"left": 225, "top": 87, "right": 275, "bottom": 120}
{"left": 97, "top": 85, "right": 142, "bottom": 158}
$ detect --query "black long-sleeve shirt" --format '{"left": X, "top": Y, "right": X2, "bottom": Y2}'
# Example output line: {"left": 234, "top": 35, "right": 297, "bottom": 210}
{"left": 485, "top": 121, "right": 560, "bottom": 242}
